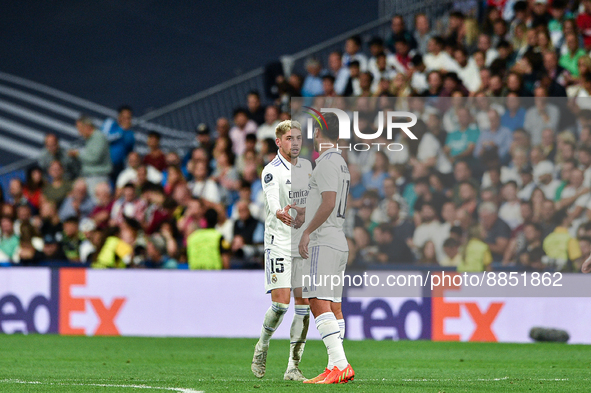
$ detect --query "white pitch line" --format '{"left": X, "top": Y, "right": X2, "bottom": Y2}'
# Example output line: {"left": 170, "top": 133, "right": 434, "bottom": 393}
{"left": 0, "top": 379, "right": 203, "bottom": 392}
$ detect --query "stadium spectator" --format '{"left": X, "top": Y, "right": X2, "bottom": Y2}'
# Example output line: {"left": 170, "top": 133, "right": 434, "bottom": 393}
{"left": 444, "top": 107, "right": 480, "bottom": 165}
{"left": 187, "top": 208, "right": 230, "bottom": 270}
{"left": 229, "top": 108, "right": 257, "bottom": 156}
{"left": 61, "top": 216, "right": 83, "bottom": 263}
{"left": 110, "top": 183, "right": 140, "bottom": 225}
{"left": 231, "top": 200, "right": 264, "bottom": 262}
{"left": 143, "top": 131, "right": 167, "bottom": 172}
{"left": 163, "top": 165, "right": 186, "bottom": 196}
{"left": 386, "top": 15, "right": 416, "bottom": 54}
{"left": 543, "top": 208, "right": 583, "bottom": 271}
{"left": 478, "top": 202, "right": 511, "bottom": 264}
{"left": 534, "top": 160, "right": 561, "bottom": 199}
{"left": 524, "top": 87, "right": 560, "bottom": 145}
{"left": 301, "top": 58, "right": 325, "bottom": 97}
{"left": 441, "top": 237, "right": 461, "bottom": 267}
{"left": 327, "top": 51, "right": 350, "bottom": 96}
{"left": 93, "top": 218, "right": 140, "bottom": 269}
{"left": 8, "top": 179, "right": 28, "bottom": 207}
{"left": 58, "top": 179, "right": 95, "bottom": 222}
{"left": 0, "top": 216, "right": 19, "bottom": 262}
{"left": 39, "top": 200, "right": 62, "bottom": 238}
{"left": 413, "top": 13, "right": 433, "bottom": 55}
{"left": 411, "top": 202, "right": 447, "bottom": 262}
{"left": 38, "top": 133, "right": 79, "bottom": 181}
{"left": 89, "top": 182, "right": 114, "bottom": 230}
{"left": 17, "top": 222, "right": 44, "bottom": 266}
{"left": 101, "top": 105, "right": 135, "bottom": 180}
{"left": 474, "top": 109, "right": 512, "bottom": 163}
{"left": 69, "top": 115, "right": 112, "bottom": 198}
{"left": 189, "top": 161, "right": 221, "bottom": 204}
{"left": 256, "top": 105, "right": 280, "bottom": 143}
{"left": 42, "top": 161, "right": 72, "bottom": 209}
{"left": 458, "top": 224, "right": 492, "bottom": 272}
{"left": 246, "top": 91, "right": 266, "bottom": 126}
{"left": 145, "top": 233, "right": 178, "bottom": 269}
{"left": 23, "top": 166, "right": 44, "bottom": 210}
{"left": 116, "top": 152, "right": 163, "bottom": 190}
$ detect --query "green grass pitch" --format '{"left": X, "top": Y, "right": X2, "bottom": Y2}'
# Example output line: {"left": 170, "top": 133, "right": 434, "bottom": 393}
{"left": 0, "top": 335, "right": 590, "bottom": 392}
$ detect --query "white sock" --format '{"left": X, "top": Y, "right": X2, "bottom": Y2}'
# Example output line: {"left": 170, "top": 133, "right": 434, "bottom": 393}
{"left": 288, "top": 305, "right": 310, "bottom": 369}
{"left": 258, "top": 302, "right": 289, "bottom": 348}
{"left": 327, "top": 318, "right": 346, "bottom": 369}
{"left": 315, "top": 312, "right": 348, "bottom": 371}
{"left": 337, "top": 318, "right": 345, "bottom": 341}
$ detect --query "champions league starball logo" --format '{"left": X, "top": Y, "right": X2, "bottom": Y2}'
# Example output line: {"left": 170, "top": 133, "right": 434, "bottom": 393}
{"left": 303, "top": 106, "right": 418, "bottom": 152}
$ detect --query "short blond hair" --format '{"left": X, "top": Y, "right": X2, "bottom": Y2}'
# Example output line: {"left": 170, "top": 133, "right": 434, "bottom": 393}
{"left": 275, "top": 120, "right": 301, "bottom": 139}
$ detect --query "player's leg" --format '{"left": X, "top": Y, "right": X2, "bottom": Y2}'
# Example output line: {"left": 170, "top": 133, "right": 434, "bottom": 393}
{"left": 284, "top": 257, "right": 310, "bottom": 381}
{"left": 317, "top": 249, "right": 353, "bottom": 384}
{"left": 303, "top": 246, "right": 353, "bottom": 384}
{"left": 252, "top": 249, "right": 292, "bottom": 378}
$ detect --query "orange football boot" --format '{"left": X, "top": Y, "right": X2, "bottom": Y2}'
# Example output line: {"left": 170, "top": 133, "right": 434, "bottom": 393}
{"left": 318, "top": 364, "right": 355, "bottom": 384}
{"left": 303, "top": 368, "right": 331, "bottom": 384}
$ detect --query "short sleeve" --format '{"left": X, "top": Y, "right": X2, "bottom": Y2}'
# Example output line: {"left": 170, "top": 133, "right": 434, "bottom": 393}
{"left": 316, "top": 160, "right": 340, "bottom": 194}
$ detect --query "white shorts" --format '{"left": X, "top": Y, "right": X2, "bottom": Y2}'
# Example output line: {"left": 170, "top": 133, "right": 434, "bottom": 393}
{"left": 264, "top": 247, "right": 292, "bottom": 293}
{"left": 301, "top": 245, "right": 348, "bottom": 302}
{"left": 292, "top": 256, "right": 305, "bottom": 289}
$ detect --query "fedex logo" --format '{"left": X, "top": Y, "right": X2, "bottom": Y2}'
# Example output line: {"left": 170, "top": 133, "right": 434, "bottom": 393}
{"left": 59, "top": 269, "right": 126, "bottom": 336}
{"left": 342, "top": 297, "right": 431, "bottom": 340}
{"left": 431, "top": 273, "right": 504, "bottom": 342}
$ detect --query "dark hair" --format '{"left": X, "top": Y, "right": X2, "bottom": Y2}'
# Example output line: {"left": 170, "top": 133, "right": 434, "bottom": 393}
{"left": 552, "top": 208, "right": 569, "bottom": 226}
{"left": 117, "top": 105, "right": 133, "bottom": 114}
{"left": 369, "top": 36, "right": 384, "bottom": 47}
{"left": 349, "top": 60, "right": 360, "bottom": 68}
{"left": 450, "top": 11, "right": 465, "bottom": 19}
{"left": 204, "top": 208, "right": 219, "bottom": 229}
{"left": 240, "top": 179, "right": 252, "bottom": 190}
{"left": 148, "top": 131, "right": 161, "bottom": 140}
{"left": 64, "top": 216, "right": 80, "bottom": 225}
{"left": 263, "top": 138, "right": 278, "bottom": 154}
{"left": 247, "top": 90, "right": 260, "bottom": 99}
{"left": 25, "top": 165, "right": 44, "bottom": 191}
{"left": 233, "top": 107, "right": 249, "bottom": 117}
{"left": 348, "top": 35, "right": 362, "bottom": 47}
{"left": 322, "top": 74, "right": 336, "bottom": 83}
{"left": 514, "top": 0, "right": 528, "bottom": 12}
{"left": 245, "top": 133, "right": 257, "bottom": 143}
{"left": 319, "top": 112, "right": 340, "bottom": 141}
{"left": 375, "top": 223, "right": 393, "bottom": 237}
{"left": 443, "top": 237, "right": 460, "bottom": 248}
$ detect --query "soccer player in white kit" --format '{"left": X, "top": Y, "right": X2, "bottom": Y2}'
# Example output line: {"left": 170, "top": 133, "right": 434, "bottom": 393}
{"left": 251, "top": 120, "right": 314, "bottom": 381}
{"left": 299, "top": 112, "right": 354, "bottom": 384}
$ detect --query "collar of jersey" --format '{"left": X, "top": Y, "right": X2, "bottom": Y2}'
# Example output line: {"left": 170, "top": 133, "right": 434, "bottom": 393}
{"left": 317, "top": 147, "right": 341, "bottom": 159}
{"left": 276, "top": 152, "right": 291, "bottom": 170}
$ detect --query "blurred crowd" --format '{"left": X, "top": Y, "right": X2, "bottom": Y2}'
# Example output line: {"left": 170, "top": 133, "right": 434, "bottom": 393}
{"left": 2, "top": 1, "right": 591, "bottom": 272}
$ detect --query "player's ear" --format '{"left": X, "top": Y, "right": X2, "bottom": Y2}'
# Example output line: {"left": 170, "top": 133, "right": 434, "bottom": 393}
{"left": 275, "top": 137, "right": 280, "bottom": 147}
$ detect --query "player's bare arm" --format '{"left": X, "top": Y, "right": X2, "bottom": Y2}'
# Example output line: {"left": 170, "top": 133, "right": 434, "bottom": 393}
{"left": 298, "top": 191, "right": 336, "bottom": 259}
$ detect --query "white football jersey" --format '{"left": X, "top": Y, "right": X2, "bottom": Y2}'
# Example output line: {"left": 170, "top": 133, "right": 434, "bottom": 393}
{"left": 306, "top": 148, "right": 350, "bottom": 252}
{"left": 262, "top": 153, "right": 312, "bottom": 255}
{"left": 290, "top": 158, "right": 313, "bottom": 255}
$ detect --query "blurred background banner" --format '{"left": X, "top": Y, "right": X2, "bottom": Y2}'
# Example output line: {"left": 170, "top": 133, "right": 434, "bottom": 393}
{"left": 2, "top": 267, "right": 591, "bottom": 343}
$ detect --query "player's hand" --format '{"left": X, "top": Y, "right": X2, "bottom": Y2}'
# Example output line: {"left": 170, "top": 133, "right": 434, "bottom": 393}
{"left": 582, "top": 253, "right": 591, "bottom": 273}
{"left": 291, "top": 203, "right": 305, "bottom": 229}
{"left": 276, "top": 205, "right": 293, "bottom": 227}
{"left": 299, "top": 231, "right": 310, "bottom": 259}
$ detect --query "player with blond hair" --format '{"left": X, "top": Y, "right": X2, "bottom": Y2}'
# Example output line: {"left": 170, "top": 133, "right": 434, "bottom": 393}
{"left": 251, "top": 119, "right": 313, "bottom": 381}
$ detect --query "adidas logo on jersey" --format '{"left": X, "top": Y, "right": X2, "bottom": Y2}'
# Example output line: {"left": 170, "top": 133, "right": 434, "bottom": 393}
{"left": 286, "top": 179, "right": 291, "bottom": 184}
{"left": 303, "top": 287, "right": 308, "bottom": 292}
